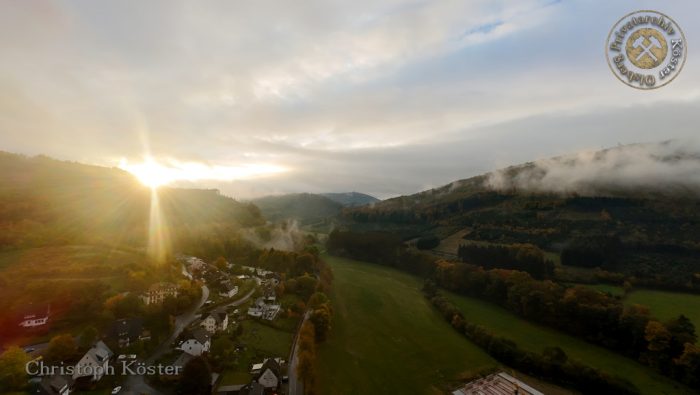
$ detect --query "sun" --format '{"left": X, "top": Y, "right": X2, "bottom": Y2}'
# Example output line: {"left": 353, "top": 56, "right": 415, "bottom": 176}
{"left": 120, "top": 159, "right": 174, "bottom": 189}
{"left": 119, "top": 156, "right": 289, "bottom": 189}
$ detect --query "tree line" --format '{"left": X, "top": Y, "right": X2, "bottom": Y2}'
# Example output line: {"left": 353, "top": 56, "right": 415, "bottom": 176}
{"left": 326, "top": 229, "right": 700, "bottom": 389}
{"left": 423, "top": 283, "right": 639, "bottom": 394}
{"left": 457, "top": 243, "right": 554, "bottom": 279}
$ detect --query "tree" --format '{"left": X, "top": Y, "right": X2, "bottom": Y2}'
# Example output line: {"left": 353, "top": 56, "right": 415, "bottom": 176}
{"left": 46, "top": 334, "right": 78, "bottom": 363}
{"left": 295, "top": 275, "right": 318, "bottom": 299}
{"left": 644, "top": 321, "right": 672, "bottom": 370}
{"left": 296, "top": 350, "right": 316, "bottom": 393}
{"left": 214, "top": 256, "right": 228, "bottom": 271}
{"left": 296, "top": 321, "right": 317, "bottom": 392}
{"left": 308, "top": 292, "right": 329, "bottom": 309}
{"left": 179, "top": 356, "right": 212, "bottom": 395}
{"left": 310, "top": 304, "right": 332, "bottom": 342}
{"left": 674, "top": 343, "right": 700, "bottom": 387}
{"left": 0, "top": 346, "right": 29, "bottom": 392}
{"left": 104, "top": 292, "right": 143, "bottom": 318}
{"left": 78, "top": 326, "right": 98, "bottom": 350}
{"left": 210, "top": 337, "right": 236, "bottom": 368}
{"left": 666, "top": 315, "right": 697, "bottom": 358}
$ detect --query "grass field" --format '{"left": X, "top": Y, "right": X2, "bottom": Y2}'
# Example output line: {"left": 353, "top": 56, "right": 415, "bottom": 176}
{"left": 574, "top": 284, "right": 700, "bottom": 329}
{"left": 317, "top": 254, "right": 499, "bottom": 395}
{"left": 625, "top": 289, "right": 700, "bottom": 329}
{"left": 446, "top": 291, "right": 694, "bottom": 395}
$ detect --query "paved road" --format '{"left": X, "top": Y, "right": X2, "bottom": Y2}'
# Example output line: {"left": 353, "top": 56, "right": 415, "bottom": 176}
{"left": 223, "top": 288, "right": 255, "bottom": 309}
{"left": 288, "top": 310, "right": 311, "bottom": 395}
{"left": 124, "top": 284, "right": 210, "bottom": 394}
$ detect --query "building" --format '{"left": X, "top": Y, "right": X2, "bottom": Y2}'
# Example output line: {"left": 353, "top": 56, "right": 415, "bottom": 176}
{"left": 19, "top": 305, "right": 50, "bottom": 328}
{"left": 255, "top": 358, "right": 281, "bottom": 390}
{"left": 201, "top": 308, "right": 229, "bottom": 333}
{"left": 140, "top": 282, "right": 178, "bottom": 305}
{"left": 72, "top": 341, "right": 113, "bottom": 381}
{"left": 33, "top": 375, "right": 71, "bottom": 395}
{"left": 452, "top": 372, "right": 544, "bottom": 395}
{"left": 247, "top": 298, "right": 281, "bottom": 321}
{"left": 218, "top": 282, "right": 239, "bottom": 298}
{"left": 178, "top": 328, "right": 211, "bottom": 356}
{"left": 107, "top": 318, "right": 150, "bottom": 348}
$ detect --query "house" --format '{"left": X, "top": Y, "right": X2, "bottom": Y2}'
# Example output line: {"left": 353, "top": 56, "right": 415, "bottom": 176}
{"left": 452, "top": 372, "right": 544, "bottom": 395}
{"left": 186, "top": 256, "right": 207, "bottom": 271}
{"left": 107, "top": 318, "right": 150, "bottom": 348}
{"left": 255, "top": 358, "right": 281, "bottom": 390}
{"left": 178, "top": 328, "right": 211, "bottom": 356}
{"left": 73, "top": 341, "right": 113, "bottom": 381}
{"left": 201, "top": 308, "right": 228, "bottom": 333}
{"left": 219, "top": 282, "right": 239, "bottom": 298}
{"left": 19, "top": 305, "right": 51, "bottom": 328}
{"left": 141, "top": 282, "right": 178, "bottom": 305}
{"left": 247, "top": 298, "right": 281, "bottom": 321}
{"left": 33, "top": 375, "right": 71, "bottom": 395}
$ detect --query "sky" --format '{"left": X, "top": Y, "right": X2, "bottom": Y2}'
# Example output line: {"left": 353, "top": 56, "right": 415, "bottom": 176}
{"left": 1, "top": 0, "right": 699, "bottom": 199}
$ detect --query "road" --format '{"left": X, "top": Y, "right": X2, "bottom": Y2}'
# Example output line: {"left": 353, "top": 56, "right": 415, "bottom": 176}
{"left": 124, "top": 284, "right": 209, "bottom": 395}
{"left": 222, "top": 287, "right": 255, "bottom": 309}
{"left": 287, "top": 310, "right": 311, "bottom": 395}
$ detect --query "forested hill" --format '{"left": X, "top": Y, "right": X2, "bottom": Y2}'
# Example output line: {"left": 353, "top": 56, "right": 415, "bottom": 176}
{"left": 0, "top": 151, "right": 264, "bottom": 252}
{"left": 321, "top": 192, "right": 379, "bottom": 207}
{"left": 342, "top": 143, "right": 700, "bottom": 290}
{"left": 252, "top": 193, "right": 343, "bottom": 225}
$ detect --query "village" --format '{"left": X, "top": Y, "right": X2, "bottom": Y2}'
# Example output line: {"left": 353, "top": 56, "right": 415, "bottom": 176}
{"left": 19, "top": 255, "right": 308, "bottom": 395}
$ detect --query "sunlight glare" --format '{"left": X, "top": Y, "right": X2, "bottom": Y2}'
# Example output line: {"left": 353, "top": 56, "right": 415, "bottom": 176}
{"left": 119, "top": 157, "right": 288, "bottom": 188}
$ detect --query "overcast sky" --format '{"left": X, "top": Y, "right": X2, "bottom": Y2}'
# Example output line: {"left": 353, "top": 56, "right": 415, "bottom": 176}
{"left": 1, "top": 0, "right": 699, "bottom": 199}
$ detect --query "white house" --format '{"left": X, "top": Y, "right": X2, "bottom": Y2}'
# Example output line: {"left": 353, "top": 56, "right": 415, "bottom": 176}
{"left": 256, "top": 358, "right": 281, "bottom": 390}
{"left": 247, "top": 298, "right": 281, "bottom": 321}
{"left": 218, "top": 283, "right": 239, "bottom": 298}
{"left": 178, "top": 328, "right": 211, "bottom": 356}
{"left": 73, "top": 341, "right": 113, "bottom": 381}
{"left": 140, "top": 282, "right": 178, "bottom": 305}
{"left": 201, "top": 309, "right": 228, "bottom": 333}
{"left": 19, "top": 305, "right": 50, "bottom": 328}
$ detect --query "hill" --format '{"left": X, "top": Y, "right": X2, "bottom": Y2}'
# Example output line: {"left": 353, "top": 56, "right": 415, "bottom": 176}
{"left": 252, "top": 193, "right": 343, "bottom": 225}
{"left": 342, "top": 142, "right": 700, "bottom": 290}
{"left": 0, "top": 151, "right": 264, "bottom": 255}
{"left": 320, "top": 192, "right": 379, "bottom": 207}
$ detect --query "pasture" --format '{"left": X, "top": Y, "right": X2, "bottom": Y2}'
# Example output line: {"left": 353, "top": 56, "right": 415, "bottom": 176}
{"left": 316, "top": 254, "right": 498, "bottom": 394}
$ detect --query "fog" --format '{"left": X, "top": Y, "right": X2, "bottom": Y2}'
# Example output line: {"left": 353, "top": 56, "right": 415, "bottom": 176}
{"left": 486, "top": 140, "right": 700, "bottom": 196}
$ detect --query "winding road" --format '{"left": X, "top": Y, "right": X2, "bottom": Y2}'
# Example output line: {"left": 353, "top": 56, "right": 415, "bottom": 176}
{"left": 123, "top": 284, "right": 209, "bottom": 395}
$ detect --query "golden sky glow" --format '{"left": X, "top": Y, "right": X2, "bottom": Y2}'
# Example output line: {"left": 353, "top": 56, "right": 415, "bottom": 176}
{"left": 119, "top": 157, "right": 288, "bottom": 189}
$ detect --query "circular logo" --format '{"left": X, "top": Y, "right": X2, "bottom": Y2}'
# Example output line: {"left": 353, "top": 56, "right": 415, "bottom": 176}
{"left": 606, "top": 10, "right": 686, "bottom": 89}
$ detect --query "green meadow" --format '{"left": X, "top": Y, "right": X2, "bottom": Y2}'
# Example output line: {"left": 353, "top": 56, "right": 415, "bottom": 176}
{"left": 575, "top": 283, "right": 700, "bottom": 329}
{"left": 446, "top": 291, "right": 694, "bottom": 395}
{"left": 317, "top": 255, "right": 497, "bottom": 395}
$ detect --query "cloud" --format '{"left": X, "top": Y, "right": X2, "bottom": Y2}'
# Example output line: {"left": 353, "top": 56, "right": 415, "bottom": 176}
{"left": 485, "top": 140, "right": 700, "bottom": 196}
{"left": 1, "top": 0, "right": 700, "bottom": 199}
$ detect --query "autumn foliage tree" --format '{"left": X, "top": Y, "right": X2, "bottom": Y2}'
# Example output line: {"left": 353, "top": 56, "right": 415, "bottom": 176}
{"left": 46, "top": 334, "right": 78, "bottom": 363}
{"left": 296, "top": 321, "right": 317, "bottom": 392}
{"left": 0, "top": 346, "right": 29, "bottom": 392}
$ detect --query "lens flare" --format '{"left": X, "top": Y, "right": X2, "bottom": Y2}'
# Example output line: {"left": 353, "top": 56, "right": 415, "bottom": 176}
{"left": 147, "top": 188, "right": 170, "bottom": 263}
{"left": 119, "top": 157, "right": 288, "bottom": 189}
